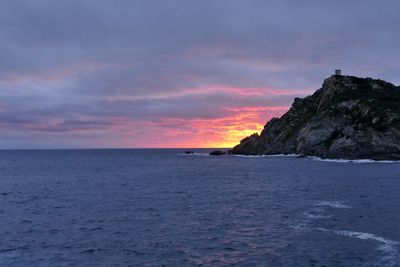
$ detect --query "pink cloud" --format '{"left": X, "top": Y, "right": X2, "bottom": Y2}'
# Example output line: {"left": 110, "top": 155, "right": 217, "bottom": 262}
{"left": 105, "top": 84, "right": 310, "bottom": 102}
{"left": 104, "top": 105, "right": 289, "bottom": 148}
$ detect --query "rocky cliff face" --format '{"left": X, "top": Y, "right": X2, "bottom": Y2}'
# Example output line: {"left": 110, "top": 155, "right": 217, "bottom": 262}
{"left": 231, "top": 75, "right": 400, "bottom": 160}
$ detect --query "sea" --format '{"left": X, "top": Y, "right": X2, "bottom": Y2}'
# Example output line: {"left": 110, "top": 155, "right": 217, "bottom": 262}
{"left": 0, "top": 149, "right": 399, "bottom": 266}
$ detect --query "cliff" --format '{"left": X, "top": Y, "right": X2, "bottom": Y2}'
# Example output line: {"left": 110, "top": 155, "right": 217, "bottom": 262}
{"left": 231, "top": 75, "right": 400, "bottom": 160}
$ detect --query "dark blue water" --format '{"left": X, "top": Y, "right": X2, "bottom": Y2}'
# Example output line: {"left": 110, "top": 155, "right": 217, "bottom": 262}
{"left": 0, "top": 149, "right": 399, "bottom": 266}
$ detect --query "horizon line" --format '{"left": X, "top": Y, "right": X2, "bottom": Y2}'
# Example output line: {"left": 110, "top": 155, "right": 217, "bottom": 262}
{"left": 0, "top": 147, "right": 232, "bottom": 151}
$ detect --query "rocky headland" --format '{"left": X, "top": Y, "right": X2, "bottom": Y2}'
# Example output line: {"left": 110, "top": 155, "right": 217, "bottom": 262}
{"left": 231, "top": 74, "right": 400, "bottom": 160}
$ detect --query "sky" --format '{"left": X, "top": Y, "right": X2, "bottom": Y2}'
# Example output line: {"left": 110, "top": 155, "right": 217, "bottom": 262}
{"left": 1, "top": 0, "right": 400, "bottom": 149}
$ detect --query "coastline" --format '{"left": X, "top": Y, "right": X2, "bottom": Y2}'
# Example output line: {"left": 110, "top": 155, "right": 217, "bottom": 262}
{"left": 180, "top": 152, "right": 400, "bottom": 163}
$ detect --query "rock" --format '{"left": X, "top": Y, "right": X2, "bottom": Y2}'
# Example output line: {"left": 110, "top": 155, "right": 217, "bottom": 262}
{"left": 232, "top": 133, "right": 260, "bottom": 155}
{"left": 232, "top": 75, "right": 400, "bottom": 160}
{"left": 209, "top": 150, "right": 226, "bottom": 156}
{"left": 184, "top": 151, "right": 195, "bottom": 154}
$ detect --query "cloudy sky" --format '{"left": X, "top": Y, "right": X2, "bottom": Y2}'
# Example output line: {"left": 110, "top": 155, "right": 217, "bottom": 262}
{"left": 1, "top": 0, "right": 400, "bottom": 148}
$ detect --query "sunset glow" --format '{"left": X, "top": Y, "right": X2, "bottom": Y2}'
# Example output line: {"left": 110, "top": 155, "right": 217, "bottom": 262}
{"left": 1, "top": 1, "right": 400, "bottom": 149}
{"left": 107, "top": 106, "right": 289, "bottom": 148}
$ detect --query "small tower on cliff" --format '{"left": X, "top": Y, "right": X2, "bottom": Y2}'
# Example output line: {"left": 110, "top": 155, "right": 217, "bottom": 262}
{"left": 335, "top": 69, "right": 342, "bottom": 76}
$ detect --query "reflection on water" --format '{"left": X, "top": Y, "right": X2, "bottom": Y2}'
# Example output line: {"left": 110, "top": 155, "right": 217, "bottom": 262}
{"left": 0, "top": 149, "right": 399, "bottom": 266}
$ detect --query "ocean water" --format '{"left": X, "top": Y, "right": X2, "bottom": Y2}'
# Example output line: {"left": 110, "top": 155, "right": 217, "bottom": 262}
{"left": 0, "top": 149, "right": 400, "bottom": 266}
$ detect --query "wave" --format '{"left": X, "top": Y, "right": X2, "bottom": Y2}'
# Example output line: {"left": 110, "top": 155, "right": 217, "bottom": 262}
{"left": 306, "top": 156, "right": 400, "bottom": 164}
{"left": 303, "top": 212, "right": 331, "bottom": 219}
{"left": 314, "top": 201, "right": 351, "bottom": 209}
{"left": 328, "top": 230, "right": 398, "bottom": 246}
{"left": 317, "top": 228, "right": 399, "bottom": 266}
{"left": 295, "top": 201, "right": 399, "bottom": 266}
{"left": 177, "top": 153, "right": 210, "bottom": 156}
{"left": 232, "top": 154, "right": 300, "bottom": 158}
{"left": 180, "top": 152, "right": 400, "bottom": 163}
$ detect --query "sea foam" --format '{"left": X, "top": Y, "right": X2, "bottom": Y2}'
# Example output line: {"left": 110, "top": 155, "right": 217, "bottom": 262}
{"left": 314, "top": 201, "right": 351, "bottom": 209}
{"left": 178, "top": 152, "right": 210, "bottom": 156}
{"left": 232, "top": 154, "right": 300, "bottom": 158}
{"left": 306, "top": 156, "right": 400, "bottom": 164}
{"left": 318, "top": 228, "right": 399, "bottom": 266}
{"left": 303, "top": 212, "right": 331, "bottom": 219}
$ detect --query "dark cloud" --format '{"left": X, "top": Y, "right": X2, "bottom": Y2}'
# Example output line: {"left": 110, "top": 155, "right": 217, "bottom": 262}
{"left": 1, "top": 0, "right": 400, "bottom": 147}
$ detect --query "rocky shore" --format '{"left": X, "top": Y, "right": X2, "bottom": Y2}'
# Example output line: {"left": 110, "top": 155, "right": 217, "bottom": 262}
{"left": 231, "top": 74, "right": 400, "bottom": 160}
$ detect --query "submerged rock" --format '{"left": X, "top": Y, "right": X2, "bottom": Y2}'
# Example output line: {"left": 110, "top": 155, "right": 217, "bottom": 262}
{"left": 232, "top": 74, "right": 400, "bottom": 160}
{"left": 184, "top": 151, "right": 195, "bottom": 154}
{"left": 209, "top": 150, "right": 226, "bottom": 156}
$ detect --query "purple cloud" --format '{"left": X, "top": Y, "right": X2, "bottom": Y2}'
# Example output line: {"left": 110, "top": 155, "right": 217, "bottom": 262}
{"left": 0, "top": 0, "right": 400, "bottom": 148}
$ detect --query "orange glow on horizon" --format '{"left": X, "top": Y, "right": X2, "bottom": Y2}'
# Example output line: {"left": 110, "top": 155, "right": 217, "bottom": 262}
{"left": 113, "top": 106, "right": 289, "bottom": 148}
{"left": 31, "top": 105, "right": 291, "bottom": 149}
{"left": 203, "top": 127, "right": 264, "bottom": 148}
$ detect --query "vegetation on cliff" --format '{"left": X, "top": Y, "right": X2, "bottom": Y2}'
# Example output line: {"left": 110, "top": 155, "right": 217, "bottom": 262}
{"left": 231, "top": 75, "right": 400, "bottom": 160}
